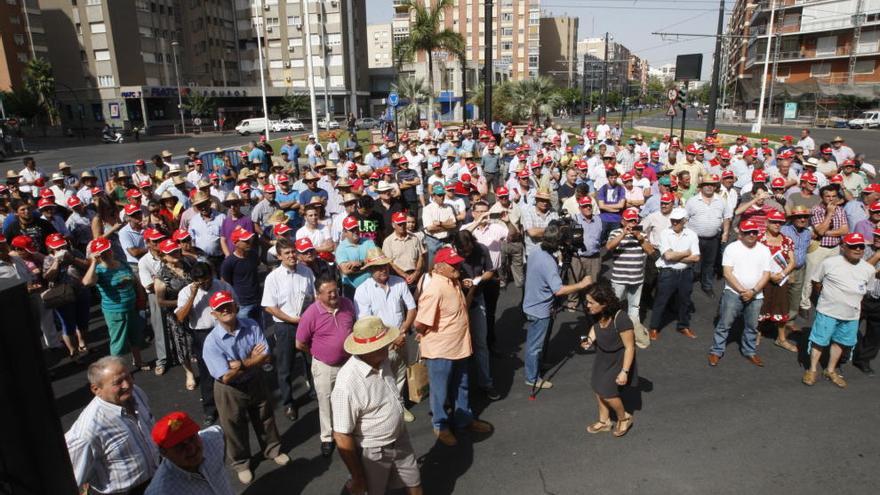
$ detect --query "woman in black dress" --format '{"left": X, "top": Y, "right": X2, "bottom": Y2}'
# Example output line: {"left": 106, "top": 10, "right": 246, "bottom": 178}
{"left": 580, "top": 283, "right": 637, "bottom": 437}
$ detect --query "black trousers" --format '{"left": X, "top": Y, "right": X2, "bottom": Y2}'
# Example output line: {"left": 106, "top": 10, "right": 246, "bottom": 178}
{"left": 190, "top": 328, "right": 217, "bottom": 419}
{"left": 697, "top": 235, "right": 720, "bottom": 291}
{"left": 854, "top": 296, "right": 880, "bottom": 366}
{"left": 273, "top": 322, "right": 314, "bottom": 407}
{"left": 482, "top": 279, "right": 501, "bottom": 350}
{"left": 649, "top": 267, "right": 694, "bottom": 330}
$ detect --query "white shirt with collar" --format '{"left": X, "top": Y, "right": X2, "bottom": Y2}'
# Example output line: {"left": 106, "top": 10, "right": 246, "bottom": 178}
{"left": 353, "top": 275, "right": 416, "bottom": 329}
{"left": 331, "top": 356, "right": 405, "bottom": 448}
{"left": 176, "top": 279, "right": 236, "bottom": 330}
{"left": 261, "top": 262, "right": 315, "bottom": 323}
{"left": 656, "top": 226, "right": 701, "bottom": 269}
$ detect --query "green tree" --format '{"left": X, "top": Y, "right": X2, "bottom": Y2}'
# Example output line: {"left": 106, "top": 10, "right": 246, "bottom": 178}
{"left": 1, "top": 87, "right": 42, "bottom": 123}
{"left": 272, "top": 91, "right": 310, "bottom": 118}
{"left": 503, "top": 76, "right": 563, "bottom": 122}
{"left": 393, "top": 76, "right": 431, "bottom": 129}
{"left": 182, "top": 92, "right": 216, "bottom": 118}
{"left": 392, "top": 0, "right": 465, "bottom": 129}
{"left": 556, "top": 87, "right": 582, "bottom": 114}
{"left": 24, "top": 57, "right": 58, "bottom": 126}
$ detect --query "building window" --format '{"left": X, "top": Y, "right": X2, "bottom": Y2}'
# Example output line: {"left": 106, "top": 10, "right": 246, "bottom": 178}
{"left": 326, "top": 33, "right": 341, "bottom": 46}
{"left": 6, "top": 0, "right": 18, "bottom": 5}
{"left": 287, "top": 15, "right": 301, "bottom": 26}
{"left": 94, "top": 49, "right": 111, "bottom": 61}
{"left": 854, "top": 60, "right": 876, "bottom": 74}
{"left": 97, "top": 75, "right": 115, "bottom": 87}
{"left": 10, "top": 16, "right": 20, "bottom": 24}
{"left": 816, "top": 35, "right": 837, "bottom": 56}
{"left": 810, "top": 62, "right": 830, "bottom": 76}
{"left": 291, "top": 59, "right": 305, "bottom": 68}
{"left": 90, "top": 22, "right": 106, "bottom": 34}
{"left": 17, "top": 52, "right": 28, "bottom": 63}
{"left": 87, "top": 0, "right": 101, "bottom": 5}
{"left": 269, "top": 60, "right": 284, "bottom": 69}
{"left": 14, "top": 34, "right": 25, "bottom": 46}
{"left": 328, "top": 54, "right": 343, "bottom": 66}
{"left": 92, "top": 103, "right": 103, "bottom": 122}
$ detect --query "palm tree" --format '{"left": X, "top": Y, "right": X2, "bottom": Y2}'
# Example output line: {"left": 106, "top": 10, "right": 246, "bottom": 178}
{"left": 504, "top": 76, "right": 563, "bottom": 122}
{"left": 24, "top": 57, "right": 59, "bottom": 126}
{"left": 183, "top": 92, "right": 216, "bottom": 118}
{"left": 392, "top": 0, "right": 465, "bottom": 129}
{"left": 393, "top": 76, "right": 431, "bottom": 129}
{"left": 272, "top": 92, "right": 310, "bottom": 118}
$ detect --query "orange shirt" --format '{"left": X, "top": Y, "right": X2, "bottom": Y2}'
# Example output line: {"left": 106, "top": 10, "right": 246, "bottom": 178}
{"left": 415, "top": 273, "right": 472, "bottom": 360}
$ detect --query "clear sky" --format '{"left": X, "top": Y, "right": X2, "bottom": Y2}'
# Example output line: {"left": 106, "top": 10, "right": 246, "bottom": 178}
{"left": 365, "top": 0, "right": 729, "bottom": 80}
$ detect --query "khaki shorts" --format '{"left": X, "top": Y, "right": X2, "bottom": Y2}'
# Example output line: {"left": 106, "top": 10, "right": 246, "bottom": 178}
{"left": 361, "top": 433, "right": 421, "bottom": 493}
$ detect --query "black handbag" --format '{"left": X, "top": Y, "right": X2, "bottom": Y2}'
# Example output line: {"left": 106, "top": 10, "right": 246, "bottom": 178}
{"left": 41, "top": 283, "right": 76, "bottom": 309}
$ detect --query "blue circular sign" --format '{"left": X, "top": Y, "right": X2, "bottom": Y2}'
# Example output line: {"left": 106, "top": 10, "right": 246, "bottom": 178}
{"left": 388, "top": 92, "right": 399, "bottom": 107}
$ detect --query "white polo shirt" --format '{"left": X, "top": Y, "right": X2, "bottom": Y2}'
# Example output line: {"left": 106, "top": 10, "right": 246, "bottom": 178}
{"left": 656, "top": 227, "right": 701, "bottom": 270}
{"left": 261, "top": 262, "right": 315, "bottom": 323}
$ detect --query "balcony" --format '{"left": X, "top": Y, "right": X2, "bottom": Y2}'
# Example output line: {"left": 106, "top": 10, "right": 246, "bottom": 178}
{"left": 814, "top": 73, "right": 879, "bottom": 84}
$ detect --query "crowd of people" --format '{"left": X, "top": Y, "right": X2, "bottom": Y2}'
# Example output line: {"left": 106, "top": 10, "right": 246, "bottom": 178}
{"left": 1, "top": 117, "right": 879, "bottom": 494}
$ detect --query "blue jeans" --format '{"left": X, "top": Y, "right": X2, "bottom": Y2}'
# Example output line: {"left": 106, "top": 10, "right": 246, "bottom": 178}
{"left": 425, "top": 358, "right": 473, "bottom": 431}
{"left": 468, "top": 300, "right": 493, "bottom": 389}
{"left": 238, "top": 303, "right": 263, "bottom": 330}
{"left": 710, "top": 290, "right": 761, "bottom": 357}
{"left": 524, "top": 314, "right": 551, "bottom": 383}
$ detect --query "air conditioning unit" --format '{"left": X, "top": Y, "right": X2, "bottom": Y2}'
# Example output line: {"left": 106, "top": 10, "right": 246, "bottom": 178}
{"left": 327, "top": 45, "right": 333, "bottom": 52}
{"left": 267, "top": 26, "right": 273, "bottom": 33}
{"left": 286, "top": 76, "right": 292, "bottom": 82}
{"left": 331, "top": 0, "right": 338, "bottom": 6}
{"left": 285, "top": 61, "right": 291, "bottom": 68}
{"left": 288, "top": 46, "right": 296, "bottom": 51}
{"left": 263, "top": 4, "right": 270, "bottom": 11}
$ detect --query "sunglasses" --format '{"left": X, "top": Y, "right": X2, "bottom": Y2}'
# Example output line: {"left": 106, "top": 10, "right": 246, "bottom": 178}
{"left": 848, "top": 244, "right": 866, "bottom": 250}
{"left": 258, "top": 175, "right": 268, "bottom": 179}
{"left": 742, "top": 230, "right": 759, "bottom": 236}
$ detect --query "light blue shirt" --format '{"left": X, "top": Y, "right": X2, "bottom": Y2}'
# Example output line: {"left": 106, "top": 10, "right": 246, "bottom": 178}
{"left": 248, "top": 147, "right": 268, "bottom": 165}
{"left": 335, "top": 238, "right": 377, "bottom": 288}
{"left": 145, "top": 426, "right": 234, "bottom": 495}
{"left": 118, "top": 224, "right": 146, "bottom": 264}
{"left": 203, "top": 317, "right": 268, "bottom": 382}
{"left": 188, "top": 211, "right": 226, "bottom": 257}
{"left": 353, "top": 275, "right": 416, "bottom": 329}
{"left": 844, "top": 199, "right": 867, "bottom": 229}
{"left": 522, "top": 248, "right": 562, "bottom": 319}
{"left": 574, "top": 213, "right": 603, "bottom": 256}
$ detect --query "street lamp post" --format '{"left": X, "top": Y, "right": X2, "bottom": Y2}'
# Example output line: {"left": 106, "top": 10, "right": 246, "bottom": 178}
{"left": 706, "top": 0, "right": 725, "bottom": 132}
{"left": 254, "top": 2, "right": 271, "bottom": 141}
{"left": 171, "top": 41, "right": 186, "bottom": 134}
{"left": 753, "top": 0, "right": 776, "bottom": 134}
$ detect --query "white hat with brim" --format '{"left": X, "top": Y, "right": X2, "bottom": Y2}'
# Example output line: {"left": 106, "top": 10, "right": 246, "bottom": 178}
{"left": 343, "top": 316, "right": 401, "bottom": 355}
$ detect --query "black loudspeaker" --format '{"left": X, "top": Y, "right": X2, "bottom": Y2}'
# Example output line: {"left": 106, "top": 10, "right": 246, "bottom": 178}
{"left": 675, "top": 54, "right": 703, "bottom": 81}
{"left": 0, "top": 280, "right": 78, "bottom": 494}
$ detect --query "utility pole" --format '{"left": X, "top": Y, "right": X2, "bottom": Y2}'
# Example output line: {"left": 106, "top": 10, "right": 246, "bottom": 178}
{"left": 484, "top": 0, "right": 493, "bottom": 128}
{"left": 706, "top": 0, "right": 724, "bottom": 133}
{"left": 754, "top": 0, "right": 776, "bottom": 134}
{"left": 601, "top": 32, "right": 609, "bottom": 119}
{"left": 580, "top": 55, "right": 588, "bottom": 128}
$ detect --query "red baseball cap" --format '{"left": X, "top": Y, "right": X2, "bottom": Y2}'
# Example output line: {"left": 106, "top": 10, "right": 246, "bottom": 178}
{"left": 239, "top": 183, "right": 252, "bottom": 193}
{"left": 751, "top": 170, "right": 768, "bottom": 183}
{"left": 621, "top": 172, "right": 634, "bottom": 182}
{"left": 739, "top": 220, "right": 760, "bottom": 233}
{"left": 621, "top": 207, "right": 640, "bottom": 221}
{"left": 209, "top": 290, "right": 235, "bottom": 310}
{"left": 577, "top": 160, "right": 589, "bottom": 171}
{"left": 273, "top": 223, "right": 292, "bottom": 237}
{"left": 343, "top": 215, "right": 359, "bottom": 231}
{"left": 171, "top": 229, "right": 191, "bottom": 241}
{"left": 155, "top": 237, "right": 180, "bottom": 255}
{"left": 777, "top": 150, "right": 794, "bottom": 160}
{"left": 67, "top": 196, "right": 83, "bottom": 208}
{"left": 771, "top": 177, "right": 786, "bottom": 189}
{"left": 295, "top": 237, "right": 315, "bottom": 253}
{"left": 139, "top": 180, "right": 152, "bottom": 188}
{"left": 126, "top": 189, "right": 142, "bottom": 199}
{"left": 123, "top": 203, "right": 142, "bottom": 216}
{"left": 277, "top": 174, "right": 290, "bottom": 184}
{"left": 45, "top": 233, "right": 67, "bottom": 250}
{"left": 398, "top": 156, "right": 409, "bottom": 165}
{"left": 634, "top": 162, "right": 645, "bottom": 170}
{"left": 760, "top": 138, "right": 769, "bottom": 144}
{"left": 650, "top": 150, "right": 660, "bottom": 159}
{"left": 230, "top": 227, "right": 254, "bottom": 243}
{"left": 89, "top": 237, "right": 112, "bottom": 255}
{"left": 90, "top": 186, "right": 104, "bottom": 196}
{"left": 800, "top": 172, "right": 818, "bottom": 185}
{"left": 843, "top": 232, "right": 866, "bottom": 246}
{"left": 530, "top": 161, "right": 542, "bottom": 169}
{"left": 660, "top": 193, "right": 675, "bottom": 204}
{"left": 577, "top": 195, "right": 593, "bottom": 207}
{"left": 767, "top": 210, "right": 786, "bottom": 222}
{"left": 516, "top": 169, "right": 530, "bottom": 179}
{"left": 391, "top": 211, "right": 407, "bottom": 224}
{"left": 743, "top": 148, "right": 756, "bottom": 158}
{"left": 37, "top": 198, "right": 54, "bottom": 209}
{"left": 869, "top": 201, "right": 880, "bottom": 213}
{"left": 263, "top": 184, "right": 277, "bottom": 194}
{"left": 686, "top": 145, "right": 700, "bottom": 155}
{"left": 209, "top": 173, "right": 219, "bottom": 181}
{"left": 135, "top": 159, "right": 146, "bottom": 166}
{"left": 721, "top": 170, "right": 735, "bottom": 180}
{"left": 143, "top": 228, "right": 166, "bottom": 242}
{"left": 151, "top": 411, "right": 200, "bottom": 449}
{"left": 718, "top": 149, "right": 731, "bottom": 159}
{"left": 864, "top": 183, "right": 880, "bottom": 194}
{"left": 495, "top": 186, "right": 509, "bottom": 197}
{"left": 830, "top": 174, "right": 844, "bottom": 184}
{"left": 434, "top": 246, "right": 464, "bottom": 266}
{"left": 11, "top": 235, "right": 37, "bottom": 254}
{"left": 40, "top": 189, "right": 55, "bottom": 199}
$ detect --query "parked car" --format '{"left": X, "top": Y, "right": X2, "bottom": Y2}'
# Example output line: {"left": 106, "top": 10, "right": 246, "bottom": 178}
{"left": 318, "top": 118, "right": 340, "bottom": 130}
{"left": 816, "top": 117, "right": 848, "bottom": 128}
{"left": 848, "top": 110, "right": 880, "bottom": 129}
{"left": 235, "top": 118, "right": 269, "bottom": 135}
{"left": 355, "top": 117, "right": 380, "bottom": 130}
{"left": 271, "top": 118, "right": 306, "bottom": 132}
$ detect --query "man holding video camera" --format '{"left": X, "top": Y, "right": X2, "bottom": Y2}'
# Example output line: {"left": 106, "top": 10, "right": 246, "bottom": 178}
{"left": 522, "top": 222, "right": 593, "bottom": 390}
{"left": 563, "top": 196, "right": 604, "bottom": 311}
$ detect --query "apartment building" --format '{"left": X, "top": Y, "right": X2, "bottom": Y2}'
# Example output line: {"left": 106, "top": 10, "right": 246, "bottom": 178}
{"left": 538, "top": 14, "right": 579, "bottom": 88}
{"left": 0, "top": 0, "right": 48, "bottom": 93}
{"left": 649, "top": 63, "right": 676, "bottom": 82}
{"left": 367, "top": 23, "right": 394, "bottom": 69}
{"left": 39, "top": 0, "right": 369, "bottom": 132}
{"left": 577, "top": 37, "right": 631, "bottom": 96}
{"left": 726, "top": 0, "right": 880, "bottom": 117}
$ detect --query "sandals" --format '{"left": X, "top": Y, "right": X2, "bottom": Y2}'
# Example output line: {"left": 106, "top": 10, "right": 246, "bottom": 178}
{"left": 586, "top": 420, "right": 612, "bottom": 434}
{"left": 613, "top": 414, "right": 634, "bottom": 438}
{"left": 134, "top": 362, "right": 151, "bottom": 372}
{"left": 774, "top": 340, "right": 798, "bottom": 353}
{"left": 154, "top": 366, "right": 166, "bottom": 376}
{"left": 77, "top": 345, "right": 89, "bottom": 355}
{"left": 185, "top": 375, "right": 197, "bottom": 391}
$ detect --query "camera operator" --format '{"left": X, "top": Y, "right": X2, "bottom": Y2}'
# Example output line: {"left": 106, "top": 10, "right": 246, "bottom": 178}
{"left": 563, "top": 196, "right": 604, "bottom": 311}
{"left": 522, "top": 222, "right": 593, "bottom": 390}
{"left": 605, "top": 208, "right": 655, "bottom": 325}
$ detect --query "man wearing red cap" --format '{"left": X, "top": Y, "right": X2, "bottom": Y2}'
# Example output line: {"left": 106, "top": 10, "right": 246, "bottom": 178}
{"left": 685, "top": 173, "right": 732, "bottom": 296}
{"left": 203, "top": 290, "right": 289, "bottom": 482}
{"left": 415, "top": 247, "right": 493, "bottom": 446}
{"left": 3, "top": 200, "right": 56, "bottom": 254}
{"left": 853, "top": 228, "right": 880, "bottom": 375}
{"left": 383, "top": 210, "right": 426, "bottom": 287}
{"left": 805, "top": 233, "right": 876, "bottom": 387}
{"left": 785, "top": 172, "right": 821, "bottom": 215}
{"left": 708, "top": 220, "right": 773, "bottom": 367}
{"left": 146, "top": 411, "right": 233, "bottom": 495}
{"left": 139, "top": 228, "right": 170, "bottom": 375}
{"left": 606, "top": 207, "right": 655, "bottom": 325}
{"left": 220, "top": 227, "right": 263, "bottom": 327}
{"left": 801, "top": 185, "right": 850, "bottom": 312}
{"left": 119, "top": 204, "right": 147, "bottom": 266}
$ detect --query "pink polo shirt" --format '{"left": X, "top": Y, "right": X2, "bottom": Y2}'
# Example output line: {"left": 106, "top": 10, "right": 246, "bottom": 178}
{"left": 296, "top": 297, "right": 355, "bottom": 366}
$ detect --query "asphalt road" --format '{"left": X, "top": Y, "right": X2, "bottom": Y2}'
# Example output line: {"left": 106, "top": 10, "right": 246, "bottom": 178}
{"left": 52, "top": 273, "right": 880, "bottom": 494}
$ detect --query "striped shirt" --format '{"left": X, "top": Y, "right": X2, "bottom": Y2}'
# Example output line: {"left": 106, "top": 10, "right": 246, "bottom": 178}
{"left": 521, "top": 205, "right": 558, "bottom": 253}
{"left": 331, "top": 356, "right": 405, "bottom": 448}
{"left": 685, "top": 194, "right": 730, "bottom": 238}
{"left": 608, "top": 228, "right": 648, "bottom": 285}
{"left": 780, "top": 224, "right": 813, "bottom": 269}
{"left": 144, "top": 426, "right": 234, "bottom": 495}
{"left": 810, "top": 204, "right": 847, "bottom": 247}
{"left": 65, "top": 386, "right": 159, "bottom": 494}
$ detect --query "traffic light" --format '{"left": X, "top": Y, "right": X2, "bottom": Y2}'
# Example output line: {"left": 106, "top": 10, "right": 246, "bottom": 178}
{"left": 677, "top": 85, "right": 688, "bottom": 110}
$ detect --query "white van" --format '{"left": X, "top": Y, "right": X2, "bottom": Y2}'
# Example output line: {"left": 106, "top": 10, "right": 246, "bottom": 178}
{"left": 235, "top": 118, "right": 268, "bottom": 135}
{"left": 848, "top": 110, "right": 880, "bottom": 129}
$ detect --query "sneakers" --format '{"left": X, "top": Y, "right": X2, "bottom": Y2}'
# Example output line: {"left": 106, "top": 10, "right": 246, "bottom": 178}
{"left": 823, "top": 369, "right": 847, "bottom": 388}
{"left": 802, "top": 370, "right": 818, "bottom": 386}
{"left": 434, "top": 428, "right": 458, "bottom": 446}
{"left": 525, "top": 379, "right": 553, "bottom": 389}
{"left": 273, "top": 453, "right": 290, "bottom": 466}
{"left": 403, "top": 409, "right": 415, "bottom": 423}
{"left": 237, "top": 469, "right": 254, "bottom": 484}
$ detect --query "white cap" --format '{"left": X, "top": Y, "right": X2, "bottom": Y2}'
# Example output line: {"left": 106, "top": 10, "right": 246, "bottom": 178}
{"left": 376, "top": 180, "right": 394, "bottom": 193}
{"left": 669, "top": 207, "right": 688, "bottom": 221}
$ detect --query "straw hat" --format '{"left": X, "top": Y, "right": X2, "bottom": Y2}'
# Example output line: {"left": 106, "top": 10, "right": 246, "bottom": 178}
{"left": 192, "top": 191, "right": 212, "bottom": 206}
{"left": 362, "top": 247, "right": 392, "bottom": 269}
{"left": 343, "top": 316, "right": 400, "bottom": 356}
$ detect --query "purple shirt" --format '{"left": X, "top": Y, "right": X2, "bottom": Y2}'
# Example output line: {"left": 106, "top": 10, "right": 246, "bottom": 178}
{"left": 296, "top": 297, "right": 355, "bottom": 366}
{"left": 853, "top": 218, "right": 876, "bottom": 240}
{"left": 221, "top": 214, "right": 256, "bottom": 252}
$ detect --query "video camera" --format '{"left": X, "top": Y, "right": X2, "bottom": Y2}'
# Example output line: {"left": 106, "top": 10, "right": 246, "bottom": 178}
{"left": 552, "top": 212, "right": 584, "bottom": 259}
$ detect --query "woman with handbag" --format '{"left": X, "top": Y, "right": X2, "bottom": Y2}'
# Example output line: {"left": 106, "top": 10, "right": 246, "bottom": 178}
{"left": 153, "top": 239, "right": 197, "bottom": 390}
{"left": 42, "top": 233, "right": 92, "bottom": 362}
{"left": 581, "top": 283, "right": 638, "bottom": 438}
{"left": 81, "top": 236, "right": 150, "bottom": 371}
